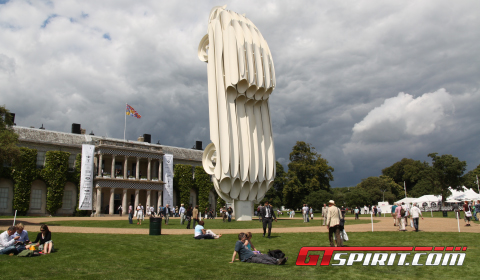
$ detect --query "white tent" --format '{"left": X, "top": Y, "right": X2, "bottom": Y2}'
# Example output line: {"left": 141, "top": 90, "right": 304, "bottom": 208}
{"left": 447, "top": 186, "right": 480, "bottom": 202}
{"left": 412, "top": 195, "right": 442, "bottom": 207}
{"left": 394, "top": 197, "right": 417, "bottom": 205}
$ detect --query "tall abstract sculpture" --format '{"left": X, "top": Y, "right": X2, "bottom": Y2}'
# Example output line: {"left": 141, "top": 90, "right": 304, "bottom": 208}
{"left": 198, "top": 6, "right": 276, "bottom": 220}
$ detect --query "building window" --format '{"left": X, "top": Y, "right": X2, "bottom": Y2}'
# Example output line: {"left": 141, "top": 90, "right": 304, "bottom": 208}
{"left": 68, "top": 154, "right": 76, "bottom": 171}
{"left": 36, "top": 151, "right": 46, "bottom": 168}
{"left": 0, "top": 188, "right": 8, "bottom": 209}
{"left": 31, "top": 189, "right": 42, "bottom": 209}
{"left": 63, "top": 190, "right": 72, "bottom": 209}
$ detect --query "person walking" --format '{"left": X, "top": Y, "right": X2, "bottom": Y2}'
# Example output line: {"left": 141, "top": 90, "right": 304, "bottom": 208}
{"left": 391, "top": 203, "right": 397, "bottom": 226}
{"left": 402, "top": 202, "right": 410, "bottom": 227}
{"left": 475, "top": 200, "right": 480, "bottom": 221}
{"left": 410, "top": 203, "right": 423, "bottom": 232}
{"left": 309, "top": 207, "right": 313, "bottom": 220}
{"left": 136, "top": 203, "right": 144, "bottom": 225}
{"left": 301, "top": 204, "right": 307, "bottom": 222}
{"left": 260, "top": 201, "right": 277, "bottom": 238}
{"left": 118, "top": 205, "right": 122, "bottom": 217}
{"left": 227, "top": 207, "right": 233, "bottom": 222}
{"left": 192, "top": 205, "right": 199, "bottom": 228}
{"left": 326, "top": 200, "right": 343, "bottom": 247}
{"left": 322, "top": 204, "right": 328, "bottom": 226}
{"left": 395, "top": 203, "right": 406, "bottom": 231}
{"left": 463, "top": 201, "right": 472, "bottom": 226}
{"left": 164, "top": 204, "right": 171, "bottom": 225}
{"left": 128, "top": 203, "right": 133, "bottom": 224}
{"left": 179, "top": 204, "right": 186, "bottom": 224}
{"left": 186, "top": 206, "right": 193, "bottom": 229}
{"left": 377, "top": 206, "right": 382, "bottom": 217}
{"left": 354, "top": 207, "right": 359, "bottom": 220}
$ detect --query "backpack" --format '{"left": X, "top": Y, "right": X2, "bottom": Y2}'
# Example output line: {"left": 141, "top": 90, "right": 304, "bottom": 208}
{"left": 400, "top": 207, "right": 405, "bottom": 217}
{"left": 267, "top": 249, "right": 285, "bottom": 259}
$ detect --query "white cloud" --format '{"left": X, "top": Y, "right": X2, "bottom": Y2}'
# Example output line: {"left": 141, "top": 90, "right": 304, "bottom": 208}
{"left": 351, "top": 89, "right": 455, "bottom": 142}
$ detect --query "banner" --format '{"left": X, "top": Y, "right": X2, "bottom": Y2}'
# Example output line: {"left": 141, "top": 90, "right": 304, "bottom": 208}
{"left": 163, "top": 154, "right": 174, "bottom": 211}
{"left": 79, "top": 144, "right": 95, "bottom": 210}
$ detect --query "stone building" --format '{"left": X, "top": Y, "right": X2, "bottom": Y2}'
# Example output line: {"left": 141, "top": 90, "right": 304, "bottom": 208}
{"left": 0, "top": 126, "right": 204, "bottom": 216}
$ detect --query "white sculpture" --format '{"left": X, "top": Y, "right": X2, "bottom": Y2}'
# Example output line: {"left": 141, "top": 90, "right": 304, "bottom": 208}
{"left": 198, "top": 5, "right": 276, "bottom": 221}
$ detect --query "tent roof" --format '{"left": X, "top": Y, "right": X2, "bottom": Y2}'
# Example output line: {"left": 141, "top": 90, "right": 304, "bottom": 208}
{"left": 394, "top": 197, "right": 417, "bottom": 204}
{"left": 412, "top": 195, "right": 442, "bottom": 203}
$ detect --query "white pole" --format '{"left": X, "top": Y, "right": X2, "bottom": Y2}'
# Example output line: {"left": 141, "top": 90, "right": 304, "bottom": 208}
{"left": 13, "top": 210, "right": 17, "bottom": 226}
{"left": 124, "top": 103, "right": 127, "bottom": 141}
{"left": 371, "top": 212, "right": 373, "bottom": 232}
{"left": 456, "top": 211, "right": 460, "bottom": 232}
{"left": 404, "top": 181, "right": 407, "bottom": 198}
{"left": 431, "top": 208, "right": 433, "bottom": 218}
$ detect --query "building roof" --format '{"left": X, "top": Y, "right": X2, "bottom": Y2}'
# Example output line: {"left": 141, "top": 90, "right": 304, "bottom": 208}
{"left": 13, "top": 126, "right": 203, "bottom": 162}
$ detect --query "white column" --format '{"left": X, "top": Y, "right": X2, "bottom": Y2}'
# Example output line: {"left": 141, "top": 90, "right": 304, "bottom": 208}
{"left": 111, "top": 154, "right": 116, "bottom": 178}
{"left": 157, "top": 191, "right": 162, "bottom": 208}
{"left": 122, "top": 189, "right": 128, "bottom": 215}
{"left": 146, "top": 190, "right": 151, "bottom": 209}
{"left": 123, "top": 156, "right": 128, "bottom": 178}
{"left": 135, "top": 189, "right": 139, "bottom": 207}
{"left": 147, "top": 158, "right": 152, "bottom": 181}
{"left": 98, "top": 153, "right": 103, "bottom": 177}
{"left": 109, "top": 188, "right": 114, "bottom": 215}
{"left": 136, "top": 157, "right": 140, "bottom": 180}
{"left": 96, "top": 187, "right": 102, "bottom": 214}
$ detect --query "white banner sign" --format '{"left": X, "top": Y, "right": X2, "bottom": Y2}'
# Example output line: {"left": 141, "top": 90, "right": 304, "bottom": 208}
{"left": 79, "top": 144, "right": 95, "bottom": 210}
{"left": 163, "top": 154, "right": 174, "bottom": 211}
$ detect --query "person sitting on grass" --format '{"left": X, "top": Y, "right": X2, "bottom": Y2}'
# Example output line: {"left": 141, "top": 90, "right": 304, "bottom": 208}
{"left": 230, "top": 232, "right": 287, "bottom": 265}
{"left": 244, "top": 232, "right": 260, "bottom": 254}
{"left": 32, "top": 224, "right": 53, "bottom": 254}
{"left": 194, "top": 221, "right": 222, "bottom": 239}
{"left": 14, "top": 223, "right": 30, "bottom": 243}
{"left": 0, "top": 226, "right": 21, "bottom": 255}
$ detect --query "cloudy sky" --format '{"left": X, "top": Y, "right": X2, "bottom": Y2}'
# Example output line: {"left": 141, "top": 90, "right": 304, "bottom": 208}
{"left": 1, "top": 0, "right": 479, "bottom": 188}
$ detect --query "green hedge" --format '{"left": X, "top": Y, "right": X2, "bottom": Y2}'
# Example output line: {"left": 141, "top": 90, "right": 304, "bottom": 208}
{"left": 195, "top": 166, "right": 213, "bottom": 211}
{"left": 174, "top": 164, "right": 195, "bottom": 208}
{"left": 11, "top": 148, "right": 38, "bottom": 215}
{"left": 42, "top": 151, "right": 70, "bottom": 214}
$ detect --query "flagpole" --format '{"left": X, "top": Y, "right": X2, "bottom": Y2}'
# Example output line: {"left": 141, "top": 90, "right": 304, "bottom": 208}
{"left": 404, "top": 181, "right": 407, "bottom": 198}
{"left": 124, "top": 103, "right": 127, "bottom": 141}
{"left": 476, "top": 175, "right": 479, "bottom": 194}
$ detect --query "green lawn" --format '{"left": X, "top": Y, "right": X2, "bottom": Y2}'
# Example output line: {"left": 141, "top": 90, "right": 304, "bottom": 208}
{"left": 43, "top": 217, "right": 378, "bottom": 229}
{"left": 0, "top": 231, "right": 477, "bottom": 279}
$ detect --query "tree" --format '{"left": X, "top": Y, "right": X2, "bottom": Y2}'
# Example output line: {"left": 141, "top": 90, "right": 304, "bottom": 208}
{"left": 382, "top": 158, "right": 425, "bottom": 194}
{"left": 304, "top": 189, "right": 332, "bottom": 210}
{"left": 0, "top": 106, "right": 20, "bottom": 166}
{"left": 419, "top": 153, "right": 467, "bottom": 206}
{"left": 282, "top": 142, "right": 334, "bottom": 209}
{"left": 260, "top": 161, "right": 286, "bottom": 207}
{"left": 462, "top": 164, "right": 480, "bottom": 192}
{"left": 355, "top": 175, "right": 402, "bottom": 204}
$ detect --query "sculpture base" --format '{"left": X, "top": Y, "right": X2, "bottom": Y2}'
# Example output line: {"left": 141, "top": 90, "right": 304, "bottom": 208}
{"left": 233, "top": 200, "right": 254, "bottom": 221}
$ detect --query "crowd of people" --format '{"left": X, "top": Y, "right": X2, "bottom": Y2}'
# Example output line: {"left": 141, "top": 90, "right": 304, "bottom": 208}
{"left": 0, "top": 223, "right": 53, "bottom": 256}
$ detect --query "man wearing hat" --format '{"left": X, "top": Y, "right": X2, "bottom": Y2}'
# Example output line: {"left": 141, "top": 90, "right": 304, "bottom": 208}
{"left": 326, "top": 200, "right": 343, "bottom": 247}
{"left": 179, "top": 204, "right": 186, "bottom": 224}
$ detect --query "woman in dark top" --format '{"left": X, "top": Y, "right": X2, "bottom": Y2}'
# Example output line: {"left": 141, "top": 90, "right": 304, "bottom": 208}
{"left": 33, "top": 224, "right": 53, "bottom": 254}
{"left": 186, "top": 207, "right": 193, "bottom": 229}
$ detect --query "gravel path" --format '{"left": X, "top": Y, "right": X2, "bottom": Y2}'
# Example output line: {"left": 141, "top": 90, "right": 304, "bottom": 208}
{"left": 1, "top": 216, "right": 478, "bottom": 235}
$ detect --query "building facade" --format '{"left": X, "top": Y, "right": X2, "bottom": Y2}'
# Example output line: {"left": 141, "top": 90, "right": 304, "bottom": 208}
{"left": 0, "top": 126, "right": 204, "bottom": 216}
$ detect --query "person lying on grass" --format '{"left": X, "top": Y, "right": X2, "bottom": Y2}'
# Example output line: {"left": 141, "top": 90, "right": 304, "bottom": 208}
{"left": 230, "top": 232, "right": 287, "bottom": 265}
{"left": 194, "top": 221, "right": 222, "bottom": 239}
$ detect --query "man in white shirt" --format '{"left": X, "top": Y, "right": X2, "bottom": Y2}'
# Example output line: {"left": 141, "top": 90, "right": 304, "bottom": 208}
{"left": 302, "top": 204, "right": 308, "bottom": 222}
{"left": 322, "top": 204, "right": 328, "bottom": 225}
{"left": 179, "top": 204, "right": 186, "bottom": 224}
{"left": 410, "top": 203, "right": 423, "bottom": 232}
{"left": 0, "top": 226, "right": 20, "bottom": 255}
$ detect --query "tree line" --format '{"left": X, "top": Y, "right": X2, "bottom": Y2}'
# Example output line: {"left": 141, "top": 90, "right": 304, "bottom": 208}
{"left": 261, "top": 141, "right": 477, "bottom": 210}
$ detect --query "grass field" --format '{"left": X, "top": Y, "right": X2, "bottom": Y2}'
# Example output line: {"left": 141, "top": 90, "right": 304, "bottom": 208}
{"left": 0, "top": 231, "right": 477, "bottom": 279}
{"left": 44, "top": 217, "right": 377, "bottom": 229}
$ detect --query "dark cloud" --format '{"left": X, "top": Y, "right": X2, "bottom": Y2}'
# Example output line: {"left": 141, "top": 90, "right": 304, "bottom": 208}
{"left": 1, "top": 0, "right": 479, "bottom": 188}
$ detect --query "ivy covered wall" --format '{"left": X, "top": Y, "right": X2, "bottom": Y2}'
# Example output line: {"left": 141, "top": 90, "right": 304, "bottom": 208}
{"left": 1, "top": 147, "right": 82, "bottom": 216}
{"left": 173, "top": 164, "right": 195, "bottom": 208}
{"left": 195, "top": 166, "right": 213, "bottom": 212}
